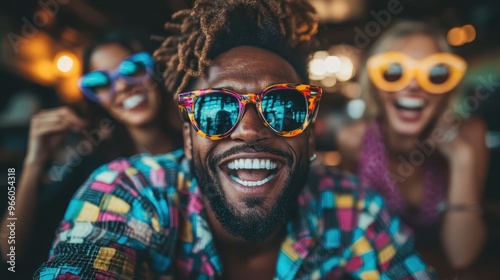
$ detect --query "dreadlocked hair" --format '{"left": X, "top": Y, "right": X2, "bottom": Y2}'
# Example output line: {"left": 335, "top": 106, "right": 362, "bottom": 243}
{"left": 154, "top": 0, "right": 318, "bottom": 97}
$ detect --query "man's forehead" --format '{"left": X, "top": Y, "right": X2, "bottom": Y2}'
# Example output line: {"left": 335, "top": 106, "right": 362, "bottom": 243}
{"left": 193, "top": 46, "right": 301, "bottom": 91}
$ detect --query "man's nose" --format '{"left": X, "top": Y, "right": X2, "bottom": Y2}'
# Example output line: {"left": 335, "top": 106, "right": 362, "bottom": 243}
{"left": 229, "top": 105, "right": 272, "bottom": 143}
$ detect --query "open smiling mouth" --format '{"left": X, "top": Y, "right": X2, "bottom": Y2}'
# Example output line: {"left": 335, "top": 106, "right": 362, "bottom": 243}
{"left": 225, "top": 158, "right": 279, "bottom": 187}
{"left": 123, "top": 93, "right": 147, "bottom": 110}
{"left": 394, "top": 96, "right": 425, "bottom": 111}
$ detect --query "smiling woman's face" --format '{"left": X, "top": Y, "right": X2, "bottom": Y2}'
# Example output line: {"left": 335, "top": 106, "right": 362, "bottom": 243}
{"left": 89, "top": 43, "right": 161, "bottom": 127}
{"left": 376, "top": 34, "right": 448, "bottom": 136}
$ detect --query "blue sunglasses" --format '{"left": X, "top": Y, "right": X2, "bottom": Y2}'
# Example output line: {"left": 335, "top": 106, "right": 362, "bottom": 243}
{"left": 78, "top": 52, "right": 155, "bottom": 102}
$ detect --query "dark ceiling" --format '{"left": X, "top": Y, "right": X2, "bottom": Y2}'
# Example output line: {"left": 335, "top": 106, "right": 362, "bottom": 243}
{"left": 1, "top": 0, "right": 191, "bottom": 49}
{"left": 1, "top": 0, "right": 499, "bottom": 51}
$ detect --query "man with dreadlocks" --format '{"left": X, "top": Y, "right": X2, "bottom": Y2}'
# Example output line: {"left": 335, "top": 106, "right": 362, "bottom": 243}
{"left": 35, "top": 1, "right": 435, "bottom": 279}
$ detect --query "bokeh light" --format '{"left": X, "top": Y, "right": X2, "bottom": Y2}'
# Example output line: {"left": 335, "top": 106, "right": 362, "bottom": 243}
{"left": 336, "top": 56, "right": 355, "bottom": 81}
{"left": 56, "top": 55, "right": 74, "bottom": 73}
{"left": 309, "top": 58, "right": 327, "bottom": 77}
{"left": 447, "top": 27, "right": 464, "bottom": 46}
{"left": 346, "top": 99, "right": 366, "bottom": 119}
{"left": 325, "top": 55, "right": 341, "bottom": 73}
{"left": 447, "top": 24, "right": 476, "bottom": 46}
{"left": 463, "top": 24, "right": 476, "bottom": 43}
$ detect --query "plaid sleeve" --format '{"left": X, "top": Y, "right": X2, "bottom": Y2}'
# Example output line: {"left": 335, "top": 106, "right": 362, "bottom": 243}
{"left": 34, "top": 158, "right": 175, "bottom": 279}
{"left": 343, "top": 191, "right": 437, "bottom": 279}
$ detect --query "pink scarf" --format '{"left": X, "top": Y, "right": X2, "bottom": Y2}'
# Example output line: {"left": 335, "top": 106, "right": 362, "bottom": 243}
{"left": 358, "top": 121, "right": 448, "bottom": 235}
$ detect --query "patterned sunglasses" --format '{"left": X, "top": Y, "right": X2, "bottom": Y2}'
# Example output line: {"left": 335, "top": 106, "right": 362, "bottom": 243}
{"left": 178, "top": 83, "right": 322, "bottom": 140}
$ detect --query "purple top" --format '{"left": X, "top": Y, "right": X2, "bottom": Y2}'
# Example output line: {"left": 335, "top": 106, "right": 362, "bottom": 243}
{"left": 358, "top": 121, "right": 448, "bottom": 238}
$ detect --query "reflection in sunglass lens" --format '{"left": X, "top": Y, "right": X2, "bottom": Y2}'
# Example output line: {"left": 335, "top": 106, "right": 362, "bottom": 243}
{"left": 429, "top": 64, "right": 450, "bottom": 84}
{"left": 262, "top": 89, "right": 307, "bottom": 132}
{"left": 383, "top": 63, "right": 403, "bottom": 82}
{"left": 119, "top": 60, "right": 147, "bottom": 78}
{"left": 81, "top": 71, "right": 111, "bottom": 95}
{"left": 195, "top": 93, "right": 239, "bottom": 136}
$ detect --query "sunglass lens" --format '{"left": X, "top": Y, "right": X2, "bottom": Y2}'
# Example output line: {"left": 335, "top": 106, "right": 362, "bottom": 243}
{"left": 429, "top": 64, "right": 450, "bottom": 84}
{"left": 195, "top": 93, "right": 239, "bottom": 136}
{"left": 119, "top": 60, "right": 147, "bottom": 78}
{"left": 262, "top": 89, "right": 307, "bottom": 132}
{"left": 81, "top": 71, "right": 111, "bottom": 94}
{"left": 383, "top": 63, "right": 403, "bottom": 82}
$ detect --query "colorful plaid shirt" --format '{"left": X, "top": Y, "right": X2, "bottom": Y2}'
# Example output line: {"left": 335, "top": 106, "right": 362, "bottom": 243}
{"left": 35, "top": 149, "right": 435, "bottom": 279}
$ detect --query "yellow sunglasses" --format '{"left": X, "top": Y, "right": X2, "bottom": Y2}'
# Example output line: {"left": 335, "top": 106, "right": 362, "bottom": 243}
{"left": 367, "top": 51, "right": 467, "bottom": 94}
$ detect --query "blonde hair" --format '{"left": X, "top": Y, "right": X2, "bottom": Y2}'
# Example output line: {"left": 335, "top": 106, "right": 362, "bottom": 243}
{"left": 359, "top": 20, "right": 462, "bottom": 120}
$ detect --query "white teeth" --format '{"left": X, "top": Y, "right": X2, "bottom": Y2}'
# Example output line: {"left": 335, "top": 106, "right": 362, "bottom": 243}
{"left": 230, "top": 174, "right": 275, "bottom": 187}
{"left": 227, "top": 158, "right": 277, "bottom": 170}
{"left": 396, "top": 97, "right": 424, "bottom": 109}
{"left": 123, "top": 95, "right": 146, "bottom": 109}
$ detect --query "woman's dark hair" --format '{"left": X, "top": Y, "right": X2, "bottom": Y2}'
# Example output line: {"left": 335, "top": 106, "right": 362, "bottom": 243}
{"left": 82, "top": 28, "right": 158, "bottom": 74}
{"left": 81, "top": 27, "right": 182, "bottom": 159}
{"left": 154, "top": 0, "right": 318, "bottom": 96}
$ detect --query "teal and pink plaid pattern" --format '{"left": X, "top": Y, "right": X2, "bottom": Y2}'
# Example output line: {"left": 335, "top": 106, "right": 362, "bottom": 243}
{"left": 35, "top": 149, "right": 435, "bottom": 279}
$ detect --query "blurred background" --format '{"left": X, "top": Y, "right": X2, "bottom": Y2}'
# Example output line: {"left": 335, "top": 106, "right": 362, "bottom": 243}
{"left": 0, "top": 0, "right": 499, "bottom": 278}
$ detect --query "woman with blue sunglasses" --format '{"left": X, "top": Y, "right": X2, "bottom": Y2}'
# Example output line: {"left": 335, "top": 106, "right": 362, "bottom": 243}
{"left": 0, "top": 28, "right": 182, "bottom": 278}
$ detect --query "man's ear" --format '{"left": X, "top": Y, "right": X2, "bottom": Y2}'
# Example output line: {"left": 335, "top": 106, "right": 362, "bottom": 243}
{"left": 182, "top": 122, "right": 192, "bottom": 161}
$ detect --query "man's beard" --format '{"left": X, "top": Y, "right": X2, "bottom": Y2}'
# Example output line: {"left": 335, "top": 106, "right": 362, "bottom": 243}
{"left": 191, "top": 144, "right": 309, "bottom": 243}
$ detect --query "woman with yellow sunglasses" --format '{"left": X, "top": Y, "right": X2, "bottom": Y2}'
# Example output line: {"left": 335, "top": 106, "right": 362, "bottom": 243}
{"left": 336, "top": 20, "right": 488, "bottom": 269}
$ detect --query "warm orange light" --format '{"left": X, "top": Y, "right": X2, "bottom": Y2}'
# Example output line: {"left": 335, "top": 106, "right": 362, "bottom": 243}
{"left": 322, "top": 151, "right": 341, "bottom": 166}
{"left": 32, "top": 59, "right": 55, "bottom": 83}
{"left": 57, "top": 75, "right": 82, "bottom": 103}
{"left": 54, "top": 52, "right": 78, "bottom": 75}
{"left": 56, "top": 55, "right": 73, "bottom": 73}
{"left": 16, "top": 33, "right": 56, "bottom": 85}
{"left": 447, "top": 27, "right": 465, "bottom": 46}
{"left": 53, "top": 51, "right": 82, "bottom": 103}
{"left": 462, "top": 24, "right": 476, "bottom": 43}
{"left": 329, "top": 0, "right": 350, "bottom": 22}
{"left": 447, "top": 25, "right": 476, "bottom": 46}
